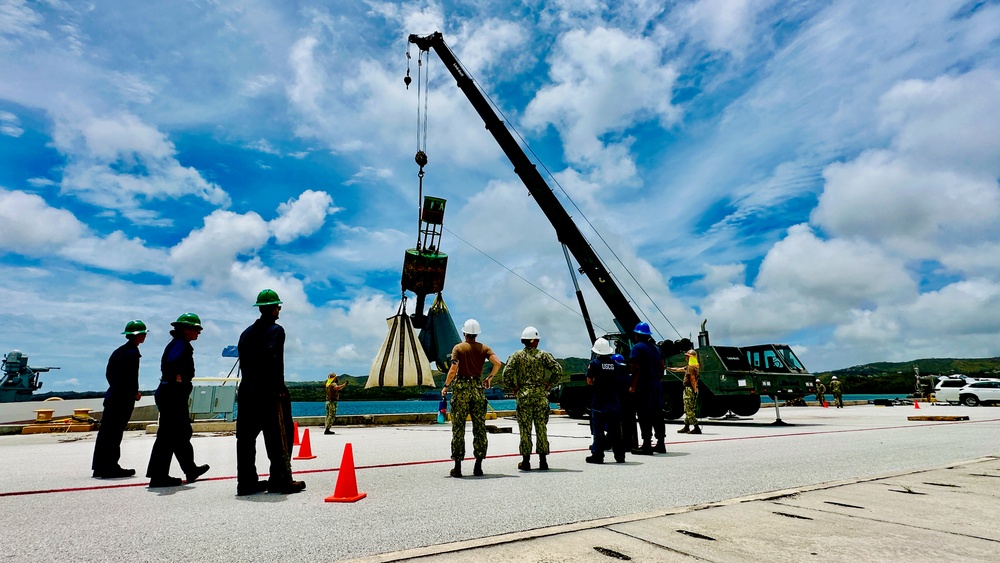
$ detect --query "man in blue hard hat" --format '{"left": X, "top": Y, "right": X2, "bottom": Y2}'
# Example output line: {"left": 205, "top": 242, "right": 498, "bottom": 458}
{"left": 628, "top": 322, "right": 665, "bottom": 455}
{"left": 236, "top": 289, "right": 305, "bottom": 496}
{"left": 612, "top": 352, "right": 638, "bottom": 451}
{"left": 92, "top": 320, "right": 147, "bottom": 479}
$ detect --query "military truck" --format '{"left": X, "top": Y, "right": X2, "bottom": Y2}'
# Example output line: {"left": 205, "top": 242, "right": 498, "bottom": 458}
{"left": 408, "top": 32, "right": 816, "bottom": 419}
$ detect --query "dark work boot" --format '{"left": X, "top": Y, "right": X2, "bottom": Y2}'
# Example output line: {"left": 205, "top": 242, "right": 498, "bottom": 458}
{"left": 517, "top": 455, "right": 531, "bottom": 471}
{"left": 654, "top": 441, "right": 666, "bottom": 454}
{"left": 690, "top": 425, "right": 702, "bottom": 435}
{"left": 450, "top": 459, "right": 462, "bottom": 478}
{"left": 538, "top": 454, "right": 549, "bottom": 471}
{"left": 677, "top": 425, "right": 690, "bottom": 434}
{"left": 632, "top": 441, "right": 654, "bottom": 456}
{"left": 473, "top": 458, "right": 484, "bottom": 477}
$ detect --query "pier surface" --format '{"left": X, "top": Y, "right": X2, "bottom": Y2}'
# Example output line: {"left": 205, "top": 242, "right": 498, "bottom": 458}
{"left": 1, "top": 403, "right": 997, "bottom": 561}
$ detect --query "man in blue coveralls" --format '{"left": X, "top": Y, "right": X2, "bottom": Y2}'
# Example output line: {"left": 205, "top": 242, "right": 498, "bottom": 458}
{"left": 628, "top": 322, "right": 665, "bottom": 455}
{"left": 586, "top": 338, "right": 625, "bottom": 464}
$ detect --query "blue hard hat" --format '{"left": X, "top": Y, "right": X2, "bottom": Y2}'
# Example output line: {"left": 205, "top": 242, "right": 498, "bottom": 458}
{"left": 611, "top": 354, "right": 625, "bottom": 364}
{"left": 634, "top": 322, "right": 651, "bottom": 336}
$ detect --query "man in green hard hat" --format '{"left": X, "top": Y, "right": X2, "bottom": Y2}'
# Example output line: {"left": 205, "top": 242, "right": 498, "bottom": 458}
{"left": 146, "top": 313, "right": 210, "bottom": 488}
{"left": 236, "top": 289, "right": 305, "bottom": 496}
{"left": 92, "top": 320, "right": 147, "bottom": 479}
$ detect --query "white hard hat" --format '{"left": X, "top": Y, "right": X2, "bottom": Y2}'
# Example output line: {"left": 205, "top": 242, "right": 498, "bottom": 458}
{"left": 462, "top": 318, "right": 481, "bottom": 335}
{"left": 521, "top": 326, "right": 539, "bottom": 340}
{"left": 832, "top": 376, "right": 838, "bottom": 380}
{"left": 592, "top": 337, "right": 614, "bottom": 356}
{"left": 815, "top": 379, "right": 820, "bottom": 382}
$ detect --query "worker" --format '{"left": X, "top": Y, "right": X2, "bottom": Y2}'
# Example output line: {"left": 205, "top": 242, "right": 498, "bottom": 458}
{"left": 586, "top": 338, "right": 625, "bottom": 464}
{"left": 612, "top": 353, "right": 638, "bottom": 451}
{"left": 146, "top": 313, "right": 210, "bottom": 488}
{"left": 815, "top": 378, "right": 827, "bottom": 407}
{"left": 500, "top": 326, "right": 562, "bottom": 471}
{"left": 324, "top": 372, "right": 347, "bottom": 435}
{"left": 669, "top": 349, "right": 701, "bottom": 434}
{"left": 830, "top": 376, "right": 844, "bottom": 408}
{"left": 629, "top": 322, "right": 665, "bottom": 455}
{"left": 236, "top": 289, "right": 305, "bottom": 496}
{"left": 92, "top": 320, "right": 147, "bottom": 479}
{"left": 441, "top": 319, "right": 501, "bottom": 478}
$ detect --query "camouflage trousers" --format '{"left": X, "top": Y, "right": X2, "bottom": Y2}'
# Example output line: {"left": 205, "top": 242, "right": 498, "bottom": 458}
{"left": 683, "top": 386, "right": 698, "bottom": 426}
{"left": 515, "top": 390, "right": 551, "bottom": 456}
{"left": 450, "top": 379, "right": 488, "bottom": 460}
{"left": 325, "top": 400, "right": 338, "bottom": 430}
{"left": 817, "top": 393, "right": 826, "bottom": 406}
{"left": 833, "top": 393, "right": 843, "bottom": 408}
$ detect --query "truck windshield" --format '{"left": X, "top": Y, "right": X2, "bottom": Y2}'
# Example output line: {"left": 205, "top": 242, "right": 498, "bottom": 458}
{"left": 743, "top": 345, "right": 806, "bottom": 373}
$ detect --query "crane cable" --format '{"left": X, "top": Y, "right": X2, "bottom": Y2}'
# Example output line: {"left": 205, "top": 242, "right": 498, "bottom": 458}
{"left": 441, "top": 44, "right": 683, "bottom": 341}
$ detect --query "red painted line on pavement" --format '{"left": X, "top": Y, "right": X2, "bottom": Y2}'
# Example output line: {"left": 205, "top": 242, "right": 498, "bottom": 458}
{"left": 3, "top": 417, "right": 996, "bottom": 498}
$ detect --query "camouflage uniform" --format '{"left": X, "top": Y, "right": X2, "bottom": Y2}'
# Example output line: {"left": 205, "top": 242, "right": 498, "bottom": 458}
{"left": 449, "top": 377, "right": 488, "bottom": 459}
{"left": 816, "top": 382, "right": 827, "bottom": 406}
{"left": 830, "top": 379, "right": 843, "bottom": 408}
{"left": 501, "top": 347, "right": 562, "bottom": 456}
{"left": 683, "top": 357, "right": 700, "bottom": 426}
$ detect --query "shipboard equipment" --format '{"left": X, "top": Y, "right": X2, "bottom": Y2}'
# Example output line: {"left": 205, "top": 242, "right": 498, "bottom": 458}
{"left": 367, "top": 299, "right": 436, "bottom": 388}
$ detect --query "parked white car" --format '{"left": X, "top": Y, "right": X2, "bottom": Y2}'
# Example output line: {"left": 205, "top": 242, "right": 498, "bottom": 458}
{"left": 958, "top": 381, "right": 1000, "bottom": 407}
{"left": 934, "top": 378, "right": 971, "bottom": 404}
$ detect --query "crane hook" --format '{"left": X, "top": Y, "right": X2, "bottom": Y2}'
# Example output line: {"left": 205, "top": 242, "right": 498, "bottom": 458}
{"left": 415, "top": 150, "right": 428, "bottom": 168}
{"left": 404, "top": 68, "right": 412, "bottom": 89}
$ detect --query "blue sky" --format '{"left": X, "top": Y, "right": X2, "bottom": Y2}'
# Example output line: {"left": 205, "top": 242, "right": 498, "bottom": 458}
{"left": 2, "top": 0, "right": 1000, "bottom": 392}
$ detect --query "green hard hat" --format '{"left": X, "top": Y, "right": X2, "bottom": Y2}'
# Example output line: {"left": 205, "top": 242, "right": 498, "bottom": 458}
{"left": 171, "top": 312, "right": 203, "bottom": 330}
{"left": 121, "top": 320, "right": 148, "bottom": 335}
{"left": 253, "top": 288, "right": 283, "bottom": 307}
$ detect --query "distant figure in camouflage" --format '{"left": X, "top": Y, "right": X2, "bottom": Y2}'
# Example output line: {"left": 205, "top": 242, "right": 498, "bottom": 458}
{"left": 815, "top": 379, "right": 827, "bottom": 406}
{"left": 324, "top": 373, "right": 347, "bottom": 435}
{"left": 441, "top": 319, "right": 501, "bottom": 478}
{"left": 830, "top": 376, "right": 843, "bottom": 408}
{"left": 669, "top": 349, "right": 701, "bottom": 434}
{"left": 500, "top": 326, "right": 562, "bottom": 471}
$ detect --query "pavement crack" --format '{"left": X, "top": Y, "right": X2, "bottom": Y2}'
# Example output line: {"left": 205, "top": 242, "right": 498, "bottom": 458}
{"left": 606, "top": 527, "right": 717, "bottom": 562}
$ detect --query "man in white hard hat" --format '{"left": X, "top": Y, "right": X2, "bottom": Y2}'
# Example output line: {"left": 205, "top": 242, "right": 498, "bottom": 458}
{"left": 586, "top": 337, "right": 626, "bottom": 464}
{"left": 830, "top": 376, "right": 843, "bottom": 408}
{"left": 499, "top": 326, "right": 562, "bottom": 471}
{"left": 441, "top": 319, "right": 502, "bottom": 477}
{"left": 815, "top": 378, "right": 827, "bottom": 407}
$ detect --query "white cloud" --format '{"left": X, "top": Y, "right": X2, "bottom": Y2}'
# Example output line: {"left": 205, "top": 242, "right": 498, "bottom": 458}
{"left": 0, "top": 109, "right": 24, "bottom": 136}
{"left": 269, "top": 189, "right": 339, "bottom": 244}
{"left": 673, "top": 0, "right": 773, "bottom": 57}
{"left": 0, "top": 189, "right": 168, "bottom": 273}
{"left": 523, "top": 27, "right": 680, "bottom": 185}
{"left": 52, "top": 112, "right": 230, "bottom": 222}
{"left": 169, "top": 210, "right": 271, "bottom": 286}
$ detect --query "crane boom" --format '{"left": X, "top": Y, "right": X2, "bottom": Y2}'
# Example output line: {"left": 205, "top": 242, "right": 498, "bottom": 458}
{"left": 408, "top": 32, "right": 641, "bottom": 339}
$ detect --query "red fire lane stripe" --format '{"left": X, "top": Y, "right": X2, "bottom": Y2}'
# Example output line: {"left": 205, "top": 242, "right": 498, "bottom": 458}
{"left": 3, "top": 417, "right": 996, "bottom": 498}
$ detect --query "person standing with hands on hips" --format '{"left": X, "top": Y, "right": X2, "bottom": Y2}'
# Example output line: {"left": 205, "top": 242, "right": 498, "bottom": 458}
{"left": 146, "top": 313, "right": 210, "bottom": 488}
{"left": 668, "top": 349, "right": 701, "bottom": 434}
{"left": 92, "top": 320, "right": 147, "bottom": 479}
{"left": 441, "top": 319, "right": 501, "bottom": 478}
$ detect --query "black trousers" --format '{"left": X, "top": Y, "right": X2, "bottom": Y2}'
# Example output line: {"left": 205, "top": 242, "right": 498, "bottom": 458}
{"left": 146, "top": 383, "right": 197, "bottom": 478}
{"left": 236, "top": 393, "right": 293, "bottom": 486}
{"left": 92, "top": 399, "right": 135, "bottom": 471}
{"left": 635, "top": 385, "right": 665, "bottom": 443}
{"left": 591, "top": 404, "right": 625, "bottom": 461}
{"left": 617, "top": 390, "right": 638, "bottom": 450}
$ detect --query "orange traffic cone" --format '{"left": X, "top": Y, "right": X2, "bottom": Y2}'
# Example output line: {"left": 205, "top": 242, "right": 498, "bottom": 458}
{"left": 325, "top": 443, "right": 367, "bottom": 503}
{"left": 914, "top": 400, "right": 920, "bottom": 409}
{"left": 294, "top": 428, "right": 316, "bottom": 460}
{"left": 293, "top": 421, "right": 300, "bottom": 446}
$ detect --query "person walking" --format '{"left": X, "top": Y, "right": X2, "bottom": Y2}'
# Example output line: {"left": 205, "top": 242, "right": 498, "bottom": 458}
{"left": 815, "top": 379, "right": 827, "bottom": 407}
{"left": 585, "top": 338, "right": 625, "bottom": 464}
{"left": 441, "top": 319, "right": 501, "bottom": 478}
{"left": 324, "top": 373, "right": 347, "bottom": 434}
{"left": 92, "top": 320, "right": 147, "bottom": 478}
{"left": 669, "top": 349, "right": 701, "bottom": 434}
{"left": 146, "top": 313, "right": 210, "bottom": 488}
{"left": 500, "top": 326, "right": 562, "bottom": 471}
{"left": 830, "top": 376, "right": 844, "bottom": 408}
{"left": 629, "top": 322, "right": 665, "bottom": 455}
{"left": 236, "top": 289, "right": 305, "bottom": 496}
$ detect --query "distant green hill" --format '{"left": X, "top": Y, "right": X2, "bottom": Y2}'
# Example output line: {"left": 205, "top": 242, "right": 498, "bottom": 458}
{"left": 814, "top": 357, "right": 1000, "bottom": 394}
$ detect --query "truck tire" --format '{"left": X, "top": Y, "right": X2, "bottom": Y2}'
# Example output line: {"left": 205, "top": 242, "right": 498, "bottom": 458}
{"left": 698, "top": 390, "right": 728, "bottom": 418}
{"left": 662, "top": 386, "right": 684, "bottom": 420}
{"left": 962, "top": 394, "right": 980, "bottom": 407}
{"left": 727, "top": 395, "right": 761, "bottom": 417}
